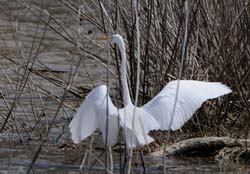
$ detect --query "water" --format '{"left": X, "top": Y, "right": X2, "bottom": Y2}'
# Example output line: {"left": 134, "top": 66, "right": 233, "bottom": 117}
{"left": 1, "top": 144, "right": 250, "bottom": 174}
{"left": 0, "top": 0, "right": 249, "bottom": 173}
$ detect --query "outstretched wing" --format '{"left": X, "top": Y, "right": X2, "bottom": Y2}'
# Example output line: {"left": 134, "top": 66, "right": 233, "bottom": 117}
{"left": 69, "top": 85, "right": 119, "bottom": 146}
{"left": 142, "top": 80, "right": 232, "bottom": 130}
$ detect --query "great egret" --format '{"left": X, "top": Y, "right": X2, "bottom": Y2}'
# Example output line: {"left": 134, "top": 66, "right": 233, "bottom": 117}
{"left": 69, "top": 34, "right": 232, "bottom": 148}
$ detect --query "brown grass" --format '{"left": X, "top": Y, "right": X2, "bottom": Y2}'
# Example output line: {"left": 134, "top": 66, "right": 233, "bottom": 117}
{"left": 0, "top": 0, "right": 250, "bottom": 172}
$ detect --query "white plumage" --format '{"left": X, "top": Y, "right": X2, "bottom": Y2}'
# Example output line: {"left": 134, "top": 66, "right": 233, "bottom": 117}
{"left": 69, "top": 85, "right": 159, "bottom": 148}
{"left": 69, "top": 85, "right": 119, "bottom": 145}
{"left": 143, "top": 80, "right": 232, "bottom": 130}
{"left": 69, "top": 34, "right": 232, "bottom": 148}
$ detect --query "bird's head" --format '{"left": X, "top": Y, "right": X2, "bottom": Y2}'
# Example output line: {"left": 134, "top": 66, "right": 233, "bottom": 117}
{"left": 96, "top": 34, "right": 124, "bottom": 45}
{"left": 110, "top": 34, "right": 123, "bottom": 44}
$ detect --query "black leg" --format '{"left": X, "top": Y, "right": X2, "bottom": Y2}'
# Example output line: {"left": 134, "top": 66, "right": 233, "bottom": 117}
{"left": 122, "top": 145, "right": 127, "bottom": 174}
{"left": 140, "top": 150, "right": 146, "bottom": 174}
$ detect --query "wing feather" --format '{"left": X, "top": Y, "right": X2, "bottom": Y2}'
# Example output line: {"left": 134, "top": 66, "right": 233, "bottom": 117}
{"left": 143, "top": 80, "right": 232, "bottom": 130}
{"left": 69, "top": 85, "right": 119, "bottom": 145}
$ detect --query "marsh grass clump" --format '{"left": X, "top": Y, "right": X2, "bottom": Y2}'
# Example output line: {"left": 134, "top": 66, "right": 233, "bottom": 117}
{"left": 0, "top": 0, "right": 249, "bottom": 172}
{"left": 0, "top": 0, "right": 249, "bottom": 144}
{"left": 75, "top": 0, "right": 250, "bottom": 138}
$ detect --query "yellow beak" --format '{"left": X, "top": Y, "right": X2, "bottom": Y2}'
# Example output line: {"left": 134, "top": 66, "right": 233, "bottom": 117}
{"left": 96, "top": 36, "right": 109, "bottom": 41}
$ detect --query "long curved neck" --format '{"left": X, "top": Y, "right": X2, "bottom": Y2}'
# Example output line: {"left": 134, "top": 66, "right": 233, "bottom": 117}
{"left": 116, "top": 39, "right": 132, "bottom": 106}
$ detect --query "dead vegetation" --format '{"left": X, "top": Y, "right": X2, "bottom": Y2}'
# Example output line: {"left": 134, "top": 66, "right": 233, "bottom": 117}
{"left": 0, "top": 0, "right": 250, "bottom": 172}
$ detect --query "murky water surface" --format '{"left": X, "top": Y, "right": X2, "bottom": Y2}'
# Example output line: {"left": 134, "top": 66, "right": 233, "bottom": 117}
{"left": 0, "top": 1, "right": 249, "bottom": 173}
{"left": 1, "top": 141, "right": 250, "bottom": 174}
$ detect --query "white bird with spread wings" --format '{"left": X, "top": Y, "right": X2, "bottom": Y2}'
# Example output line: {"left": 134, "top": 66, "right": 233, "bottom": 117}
{"left": 69, "top": 34, "right": 232, "bottom": 148}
